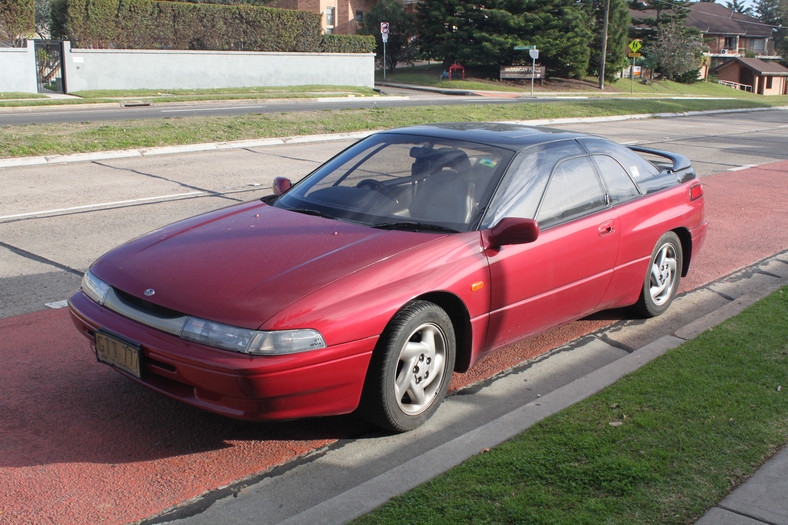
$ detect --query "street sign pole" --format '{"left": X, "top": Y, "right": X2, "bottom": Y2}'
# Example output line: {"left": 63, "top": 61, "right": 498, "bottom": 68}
{"left": 627, "top": 40, "right": 641, "bottom": 95}
{"left": 528, "top": 48, "right": 539, "bottom": 96}
{"left": 531, "top": 55, "right": 535, "bottom": 95}
{"left": 381, "top": 22, "right": 389, "bottom": 81}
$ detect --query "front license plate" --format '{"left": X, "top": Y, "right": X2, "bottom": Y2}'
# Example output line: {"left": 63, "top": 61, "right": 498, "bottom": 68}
{"left": 95, "top": 331, "right": 142, "bottom": 378}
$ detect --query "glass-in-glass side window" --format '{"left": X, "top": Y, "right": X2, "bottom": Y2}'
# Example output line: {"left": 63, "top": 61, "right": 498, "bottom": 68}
{"left": 482, "top": 140, "right": 585, "bottom": 228}
{"left": 592, "top": 154, "right": 640, "bottom": 204}
{"left": 536, "top": 156, "right": 607, "bottom": 229}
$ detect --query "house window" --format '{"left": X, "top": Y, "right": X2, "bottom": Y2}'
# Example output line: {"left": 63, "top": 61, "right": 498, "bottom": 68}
{"left": 724, "top": 36, "right": 737, "bottom": 50}
{"left": 766, "top": 76, "right": 773, "bottom": 90}
{"left": 356, "top": 10, "right": 364, "bottom": 21}
{"left": 325, "top": 6, "right": 335, "bottom": 27}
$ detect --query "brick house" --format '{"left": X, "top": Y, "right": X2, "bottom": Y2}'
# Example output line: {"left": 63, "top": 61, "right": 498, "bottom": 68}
{"left": 274, "top": 0, "right": 376, "bottom": 34}
{"left": 273, "top": 0, "right": 418, "bottom": 34}
{"left": 686, "top": 2, "right": 777, "bottom": 59}
{"left": 630, "top": 2, "right": 788, "bottom": 94}
{"left": 713, "top": 56, "right": 788, "bottom": 95}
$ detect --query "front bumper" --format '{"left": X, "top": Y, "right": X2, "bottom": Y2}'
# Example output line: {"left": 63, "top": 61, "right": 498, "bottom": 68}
{"left": 68, "top": 291, "right": 376, "bottom": 421}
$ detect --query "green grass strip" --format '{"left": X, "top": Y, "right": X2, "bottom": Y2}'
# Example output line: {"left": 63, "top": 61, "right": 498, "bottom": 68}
{"left": 0, "top": 85, "right": 378, "bottom": 108}
{"left": 0, "top": 98, "right": 775, "bottom": 159}
{"left": 355, "top": 286, "right": 788, "bottom": 525}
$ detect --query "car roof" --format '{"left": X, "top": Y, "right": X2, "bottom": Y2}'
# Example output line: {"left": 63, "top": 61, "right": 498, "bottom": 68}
{"left": 377, "top": 122, "right": 592, "bottom": 151}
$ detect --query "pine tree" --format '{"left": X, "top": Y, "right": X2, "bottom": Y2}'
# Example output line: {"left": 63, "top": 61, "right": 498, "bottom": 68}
{"left": 585, "top": 0, "right": 631, "bottom": 82}
{"left": 415, "top": 0, "right": 593, "bottom": 79}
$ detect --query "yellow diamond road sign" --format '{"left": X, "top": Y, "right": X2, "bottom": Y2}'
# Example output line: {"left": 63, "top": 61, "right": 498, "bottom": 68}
{"left": 628, "top": 40, "right": 642, "bottom": 53}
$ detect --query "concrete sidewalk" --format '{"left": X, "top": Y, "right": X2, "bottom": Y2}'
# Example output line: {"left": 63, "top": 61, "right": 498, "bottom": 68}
{"left": 697, "top": 445, "right": 788, "bottom": 525}
{"left": 152, "top": 252, "right": 788, "bottom": 525}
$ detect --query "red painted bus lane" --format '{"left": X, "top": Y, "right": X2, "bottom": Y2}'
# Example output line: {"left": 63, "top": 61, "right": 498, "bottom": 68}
{"left": 1, "top": 162, "right": 786, "bottom": 524}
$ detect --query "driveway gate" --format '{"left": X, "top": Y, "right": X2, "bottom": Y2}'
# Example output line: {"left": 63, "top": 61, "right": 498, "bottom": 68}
{"left": 34, "top": 40, "right": 66, "bottom": 93}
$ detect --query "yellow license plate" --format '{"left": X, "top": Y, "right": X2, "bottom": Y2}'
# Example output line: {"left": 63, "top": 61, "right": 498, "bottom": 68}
{"left": 95, "top": 331, "right": 142, "bottom": 378}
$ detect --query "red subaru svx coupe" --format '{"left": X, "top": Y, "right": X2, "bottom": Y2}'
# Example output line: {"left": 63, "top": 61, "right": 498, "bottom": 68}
{"left": 69, "top": 123, "right": 706, "bottom": 432}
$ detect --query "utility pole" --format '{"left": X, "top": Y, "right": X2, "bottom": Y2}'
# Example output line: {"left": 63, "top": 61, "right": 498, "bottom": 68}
{"left": 599, "top": 0, "right": 611, "bottom": 90}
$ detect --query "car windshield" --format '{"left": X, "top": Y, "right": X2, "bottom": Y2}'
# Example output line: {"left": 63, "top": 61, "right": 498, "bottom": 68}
{"left": 272, "top": 133, "right": 514, "bottom": 233}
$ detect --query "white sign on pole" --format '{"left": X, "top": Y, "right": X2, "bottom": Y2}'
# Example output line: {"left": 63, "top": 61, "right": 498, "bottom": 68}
{"left": 529, "top": 49, "right": 539, "bottom": 60}
{"left": 380, "top": 22, "right": 389, "bottom": 35}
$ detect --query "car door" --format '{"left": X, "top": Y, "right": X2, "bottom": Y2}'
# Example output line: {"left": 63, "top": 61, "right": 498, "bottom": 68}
{"left": 484, "top": 153, "right": 619, "bottom": 351}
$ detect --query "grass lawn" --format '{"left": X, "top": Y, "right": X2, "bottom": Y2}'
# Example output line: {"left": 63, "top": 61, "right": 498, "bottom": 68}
{"left": 354, "top": 286, "right": 788, "bottom": 525}
{"left": 377, "top": 64, "right": 788, "bottom": 100}
{"left": 0, "top": 92, "right": 48, "bottom": 100}
{"left": 0, "top": 85, "right": 379, "bottom": 108}
{"left": 0, "top": 96, "right": 777, "bottom": 159}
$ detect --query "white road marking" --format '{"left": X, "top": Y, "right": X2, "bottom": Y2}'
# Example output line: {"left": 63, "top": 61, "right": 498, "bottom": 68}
{"left": 727, "top": 164, "right": 759, "bottom": 172}
{"left": 45, "top": 300, "right": 69, "bottom": 309}
{"left": 160, "top": 106, "right": 266, "bottom": 113}
{"left": 0, "top": 191, "right": 205, "bottom": 221}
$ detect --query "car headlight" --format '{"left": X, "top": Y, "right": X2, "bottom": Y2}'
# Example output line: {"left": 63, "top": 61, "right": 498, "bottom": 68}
{"left": 81, "top": 269, "right": 326, "bottom": 356}
{"left": 82, "top": 269, "right": 111, "bottom": 305}
{"left": 182, "top": 318, "right": 326, "bottom": 356}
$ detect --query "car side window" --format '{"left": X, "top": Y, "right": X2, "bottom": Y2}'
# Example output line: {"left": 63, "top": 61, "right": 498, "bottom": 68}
{"left": 481, "top": 140, "right": 585, "bottom": 228}
{"left": 536, "top": 156, "right": 607, "bottom": 229}
{"left": 592, "top": 154, "right": 640, "bottom": 204}
{"left": 579, "top": 137, "right": 659, "bottom": 183}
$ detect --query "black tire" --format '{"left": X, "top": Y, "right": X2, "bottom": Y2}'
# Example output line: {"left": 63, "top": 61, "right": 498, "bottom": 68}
{"left": 359, "top": 301, "right": 456, "bottom": 433}
{"left": 635, "top": 231, "right": 683, "bottom": 318}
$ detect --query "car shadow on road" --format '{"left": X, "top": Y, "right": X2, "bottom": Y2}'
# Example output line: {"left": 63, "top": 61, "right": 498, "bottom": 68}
{"left": 1, "top": 327, "right": 370, "bottom": 469}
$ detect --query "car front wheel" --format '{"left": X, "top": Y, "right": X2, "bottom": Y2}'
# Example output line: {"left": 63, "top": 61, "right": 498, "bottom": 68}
{"left": 360, "top": 300, "right": 456, "bottom": 433}
{"left": 636, "top": 231, "right": 683, "bottom": 317}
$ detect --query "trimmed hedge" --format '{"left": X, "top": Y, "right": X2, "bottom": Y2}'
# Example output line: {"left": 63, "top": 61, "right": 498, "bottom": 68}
{"left": 320, "top": 34, "right": 375, "bottom": 54}
{"left": 0, "top": 0, "right": 35, "bottom": 42}
{"left": 52, "top": 0, "right": 372, "bottom": 53}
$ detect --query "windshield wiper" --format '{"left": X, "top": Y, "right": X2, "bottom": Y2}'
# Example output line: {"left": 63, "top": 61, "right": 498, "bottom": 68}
{"left": 286, "top": 208, "right": 337, "bottom": 220}
{"left": 372, "top": 221, "right": 459, "bottom": 233}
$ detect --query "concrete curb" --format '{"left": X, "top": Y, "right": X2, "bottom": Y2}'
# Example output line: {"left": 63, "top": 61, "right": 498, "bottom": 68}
{"left": 278, "top": 335, "right": 687, "bottom": 525}
{"left": 3, "top": 106, "right": 787, "bottom": 170}
{"left": 0, "top": 94, "right": 406, "bottom": 114}
{"left": 281, "top": 257, "right": 788, "bottom": 525}
{"left": 154, "top": 252, "right": 788, "bottom": 525}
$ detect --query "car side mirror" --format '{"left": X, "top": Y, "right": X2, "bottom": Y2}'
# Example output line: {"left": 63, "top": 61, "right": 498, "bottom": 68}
{"left": 489, "top": 218, "right": 539, "bottom": 246}
{"left": 273, "top": 177, "right": 292, "bottom": 195}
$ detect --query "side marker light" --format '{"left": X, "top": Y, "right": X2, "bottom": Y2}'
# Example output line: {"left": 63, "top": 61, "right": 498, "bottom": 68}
{"left": 690, "top": 183, "right": 704, "bottom": 201}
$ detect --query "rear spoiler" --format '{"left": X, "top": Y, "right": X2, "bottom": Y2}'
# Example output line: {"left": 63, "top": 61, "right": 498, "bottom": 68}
{"left": 628, "top": 146, "right": 696, "bottom": 184}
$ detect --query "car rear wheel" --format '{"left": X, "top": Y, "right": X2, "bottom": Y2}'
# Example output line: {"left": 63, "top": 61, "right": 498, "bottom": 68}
{"left": 636, "top": 231, "right": 683, "bottom": 317}
{"left": 360, "top": 301, "right": 456, "bottom": 433}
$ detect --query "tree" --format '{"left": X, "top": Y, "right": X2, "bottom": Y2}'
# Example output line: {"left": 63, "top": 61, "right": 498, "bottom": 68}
{"left": 415, "top": 0, "right": 478, "bottom": 68}
{"left": 726, "top": 0, "right": 754, "bottom": 15}
{"left": 0, "top": 0, "right": 35, "bottom": 43}
{"left": 415, "top": 0, "right": 593, "bottom": 79}
{"left": 35, "top": 0, "right": 51, "bottom": 36}
{"left": 585, "top": 0, "right": 631, "bottom": 82}
{"left": 754, "top": 0, "right": 788, "bottom": 60}
{"left": 360, "top": 0, "right": 417, "bottom": 71}
{"left": 646, "top": 21, "right": 703, "bottom": 81}
{"left": 755, "top": 0, "right": 780, "bottom": 22}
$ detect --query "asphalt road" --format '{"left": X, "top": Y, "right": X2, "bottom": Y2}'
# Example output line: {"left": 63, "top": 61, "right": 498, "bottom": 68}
{"left": 1, "top": 108, "right": 787, "bottom": 523}
{"left": 2, "top": 108, "right": 787, "bottom": 318}
{"left": 0, "top": 86, "right": 532, "bottom": 125}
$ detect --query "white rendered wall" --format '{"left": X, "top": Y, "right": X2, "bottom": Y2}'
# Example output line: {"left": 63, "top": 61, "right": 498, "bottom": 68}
{"left": 62, "top": 42, "right": 375, "bottom": 92}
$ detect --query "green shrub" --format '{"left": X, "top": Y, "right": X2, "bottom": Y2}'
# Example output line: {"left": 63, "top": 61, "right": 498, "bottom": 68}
{"left": 320, "top": 34, "right": 376, "bottom": 53}
{"left": 0, "top": 0, "right": 35, "bottom": 42}
{"left": 56, "top": 0, "right": 329, "bottom": 52}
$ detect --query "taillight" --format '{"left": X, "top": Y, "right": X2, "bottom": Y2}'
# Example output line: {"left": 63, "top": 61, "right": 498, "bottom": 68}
{"left": 690, "top": 183, "right": 703, "bottom": 201}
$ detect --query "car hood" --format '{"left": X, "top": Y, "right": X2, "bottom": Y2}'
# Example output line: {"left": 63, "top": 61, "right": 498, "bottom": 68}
{"left": 91, "top": 201, "right": 443, "bottom": 329}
